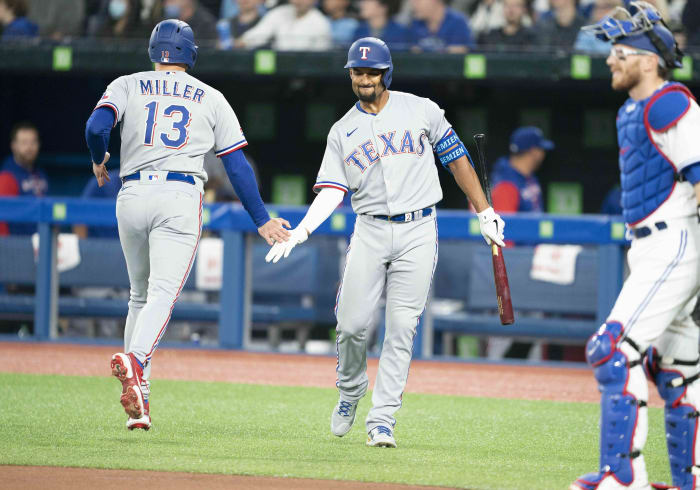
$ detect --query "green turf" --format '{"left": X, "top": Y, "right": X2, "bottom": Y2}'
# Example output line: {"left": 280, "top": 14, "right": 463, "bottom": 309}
{"left": 0, "top": 372, "right": 673, "bottom": 489}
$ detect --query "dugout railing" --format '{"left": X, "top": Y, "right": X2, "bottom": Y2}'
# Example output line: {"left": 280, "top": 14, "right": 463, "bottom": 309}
{"left": 0, "top": 197, "right": 627, "bottom": 358}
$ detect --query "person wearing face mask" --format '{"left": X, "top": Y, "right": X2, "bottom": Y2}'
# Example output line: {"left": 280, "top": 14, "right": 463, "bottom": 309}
{"left": 161, "top": 0, "right": 218, "bottom": 39}
{"left": 89, "top": 0, "right": 148, "bottom": 39}
{"left": 236, "top": 0, "right": 332, "bottom": 50}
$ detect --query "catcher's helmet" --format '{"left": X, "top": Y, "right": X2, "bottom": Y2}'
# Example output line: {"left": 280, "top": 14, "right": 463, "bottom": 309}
{"left": 148, "top": 19, "right": 198, "bottom": 69}
{"left": 582, "top": 1, "right": 682, "bottom": 68}
{"left": 345, "top": 37, "right": 393, "bottom": 89}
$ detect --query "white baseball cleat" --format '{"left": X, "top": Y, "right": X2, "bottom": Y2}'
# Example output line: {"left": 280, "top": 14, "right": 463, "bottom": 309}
{"left": 331, "top": 399, "right": 358, "bottom": 437}
{"left": 366, "top": 425, "right": 397, "bottom": 448}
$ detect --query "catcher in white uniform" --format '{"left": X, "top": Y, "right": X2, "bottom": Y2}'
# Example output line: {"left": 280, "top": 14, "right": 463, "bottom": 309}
{"left": 265, "top": 37, "right": 506, "bottom": 447}
{"left": 572, "top": 3, "right": 700, "bottom": 489}
{"left": 85, "top": 19, "right": 289, "bottom": 430}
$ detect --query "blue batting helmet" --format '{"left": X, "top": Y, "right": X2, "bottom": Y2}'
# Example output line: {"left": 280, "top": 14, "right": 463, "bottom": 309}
{"left": 148, "top": 19, "right": 198, "bottom": 69}
{"left": 581, "top": 1, "right": 682, "bottom": 68}
{"left": 345, "top": 37, "right": 393, "bottom": 89}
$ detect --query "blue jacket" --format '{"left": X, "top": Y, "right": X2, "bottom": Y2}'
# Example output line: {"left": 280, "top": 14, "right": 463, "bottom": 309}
{"left": 2, "top": 17, "right": 39, "bottom": 39}
{"left": 490, "top": 156, "right": 543, "bottom": 212}
{"left": 353, "top": 20, "right": 412, "bottom": 51}
{"left": 0, "top": 156, "right": 48, "bottom": 235}
{"left": 410, "top": 8, "right": 475, "bottom": 51}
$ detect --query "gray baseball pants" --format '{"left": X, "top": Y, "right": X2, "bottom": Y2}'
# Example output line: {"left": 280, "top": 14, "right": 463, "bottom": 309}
{"left": 335, "top": 211, "right": 438, "bottom": 432}
{"left": 116, "top": 176, "right": 203, "bottom": 378}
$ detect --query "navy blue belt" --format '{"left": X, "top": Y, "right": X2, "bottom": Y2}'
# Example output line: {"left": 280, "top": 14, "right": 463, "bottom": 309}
{"left": 122, "top": 172, "right": 195, "bottom": 185}
{"left": 371, "top": 207, "right": 433, "bottom": 222}
{"left": 632, "top": 221, "right": 667, "bottom": 239}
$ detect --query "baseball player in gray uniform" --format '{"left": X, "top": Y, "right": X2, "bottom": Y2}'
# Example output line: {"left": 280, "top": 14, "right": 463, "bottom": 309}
{"left": 85, "top": 19, "right": 290, "bottom": 430}
{"left": 265, "top": 37, "right": 506, "bottom": 447}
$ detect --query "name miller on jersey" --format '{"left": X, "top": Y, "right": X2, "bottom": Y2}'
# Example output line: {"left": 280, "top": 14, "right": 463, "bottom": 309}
{"left": 344, "top": 130, "right": 428, "bottom": 172}
{"left": 138, "top": 79, "right": 205, "bottom": 103}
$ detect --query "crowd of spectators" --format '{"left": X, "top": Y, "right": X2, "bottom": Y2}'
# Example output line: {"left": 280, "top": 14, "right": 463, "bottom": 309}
{"left": 0, "top": 0, "right": 698, "bottom": 53}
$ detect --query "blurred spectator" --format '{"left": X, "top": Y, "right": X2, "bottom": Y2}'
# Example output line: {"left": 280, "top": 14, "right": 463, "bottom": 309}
{"left": 469, "top": 0, "right": 504, "bottom": 40}
{"left": 683, "top": 0, "right": 700, "bottom": 48}
{"left": 217, "top": 0, "right": 263, "bottom": 47}
{"left": 237, "top": 0, "right": 332, "bottom": 51}
{"left": 162, "top": 0, "right": 218, "bottom": 39}
{"left": 0, "top": 0, "right": 38, "bottom": 40}
{"left": 535, "top": 0, "right": 585, "bottom": 48}
{"left": 73, "top": 169, "right": 121, "bottom": 239}
{"left": 479, "top": 0, "right": 535, "bottom": 49}
{"left": 220, "top": 0, "right": 238, "bottom": 19}
{"left": 490, "top": 126, "right": 552, "bottom": 213}
{"left": 670, "top": 20, "right": 687, "bottom": 51}
{"left": 0, "top": 122, "right": 47, "bottom": 236}
{"left": 668, "top": 0, "right": 685, "bottom": 25}
{"left": 353, "top": 0, "right": 411, "bottom": 50}
{"left": 573, "top": 0, "right": 620, "bottom": 54}
{"left": 28, "top": 0, "right": 86, "bottom": 41}
{"left": 88, "top": 0, "right": 149, "bottom": 39}
{"left": 323, "top": 0, "right": 359, "bottom": 46}
{"left": 410, "top": 0, "right": 475, "bottom": 53}
{"left": 220, "top": 0, "right": 263, "bottom": 20}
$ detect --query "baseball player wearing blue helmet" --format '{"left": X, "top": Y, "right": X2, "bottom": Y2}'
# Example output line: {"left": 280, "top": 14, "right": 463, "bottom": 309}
{"left": 266, "top": 37, "right": 505, "bottom": 447}
{"left": 572, "top": 3, "right": 700, "bottom": 489}
{"left": 148, "top": 18, "right": 198, "bottom": 69}
{"left": 85, "top": 19, "right": 290, "bottom": 431}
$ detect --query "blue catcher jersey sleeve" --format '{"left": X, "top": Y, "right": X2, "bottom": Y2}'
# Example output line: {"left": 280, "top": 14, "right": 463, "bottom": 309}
{"left": 94, "top": 76, "right": 129, "bottom": 127}
{"left": 213, "top": 92, "right": 247, "bottom": 158}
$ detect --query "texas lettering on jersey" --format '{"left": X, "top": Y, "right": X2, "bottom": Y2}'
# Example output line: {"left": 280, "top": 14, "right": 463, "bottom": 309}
{"left": 344, "top": 130, "right": 428, "bottom": 172}
{"left": 314, "top": 91, "right": 452, "bottom": 216}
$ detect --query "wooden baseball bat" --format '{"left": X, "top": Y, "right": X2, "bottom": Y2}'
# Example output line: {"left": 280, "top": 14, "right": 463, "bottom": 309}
{"left": 473, "top": 134, "right": 515, "bottom": 325}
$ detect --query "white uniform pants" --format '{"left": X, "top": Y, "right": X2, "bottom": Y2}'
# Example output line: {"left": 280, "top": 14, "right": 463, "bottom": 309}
{"left": 610, "top": 217, "right": 700, "bottom": 349}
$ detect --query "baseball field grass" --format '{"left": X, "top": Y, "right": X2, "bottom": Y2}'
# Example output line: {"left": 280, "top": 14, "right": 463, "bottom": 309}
{"left": 0, "top": 372, "right": 672, "bottom": 489}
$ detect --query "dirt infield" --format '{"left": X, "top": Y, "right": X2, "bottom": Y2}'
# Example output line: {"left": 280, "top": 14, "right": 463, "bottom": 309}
{"left": 0, "top": 341, "right": 614, "bottom": 402}
{"left": 1, "top": 466, "right": 446, "bottom": 490}
{"left": 0, "top": 341, "right": 663, "bottom": 489}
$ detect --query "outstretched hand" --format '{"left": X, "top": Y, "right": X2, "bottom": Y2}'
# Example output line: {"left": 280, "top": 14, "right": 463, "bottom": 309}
{"left": 265, "top": 226, "right": 309, "bottom": 263}
{"left": 92, "top": 152, "right": 111, "bottom": 187}
{"left": 258, "top": 217, "right": 291, "bottom": 246}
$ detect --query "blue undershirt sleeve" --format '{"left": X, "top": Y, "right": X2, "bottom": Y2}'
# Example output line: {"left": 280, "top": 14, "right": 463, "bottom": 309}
{"left": 220, "top": 150, "right": 270, "bottom": 228}
{"left": 681, "top": 162, "right": 700, "bottom": 185}
{"left": 85, "top": 107, "right": 116, "bottom": 165}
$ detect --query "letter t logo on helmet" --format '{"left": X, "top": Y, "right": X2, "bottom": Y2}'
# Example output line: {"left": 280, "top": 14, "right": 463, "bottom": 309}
{"left": 344, "top": 37, "right": 394, "bottom": 89}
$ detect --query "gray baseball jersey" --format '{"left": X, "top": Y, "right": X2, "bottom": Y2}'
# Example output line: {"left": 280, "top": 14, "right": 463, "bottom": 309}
{"left": 326, "top": 91, "right": 454, "bottom": 437}
{"left": 313, "top": 91, "right": 451, "bottom": 215}
{"left": 94, "top": 69, "right": 246, "bottom": 428}
{"left": 95, "top": 70, "right": 247, "bottom": 181}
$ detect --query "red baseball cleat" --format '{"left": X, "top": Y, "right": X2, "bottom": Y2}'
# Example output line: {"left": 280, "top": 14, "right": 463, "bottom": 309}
{"left": 127, "top": 379, "right": 151, "bottom": 431}
{"left": 111, "top": 353, "right": 146, "bottom": 421}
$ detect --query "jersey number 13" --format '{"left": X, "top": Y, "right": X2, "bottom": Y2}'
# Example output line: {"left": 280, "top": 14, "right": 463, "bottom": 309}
{"left": 144, "top": 101, "right": 191, "bottom": 150}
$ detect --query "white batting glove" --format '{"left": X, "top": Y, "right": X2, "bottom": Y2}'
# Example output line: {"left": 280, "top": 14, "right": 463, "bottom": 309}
{"left": 265, "top": 226, "right": 309, "bottom": 263}
{"left": 477, "top": 206, "right": 506, "bottom": 247}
